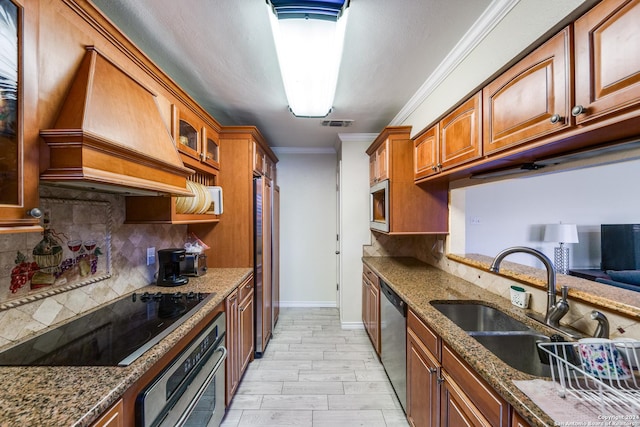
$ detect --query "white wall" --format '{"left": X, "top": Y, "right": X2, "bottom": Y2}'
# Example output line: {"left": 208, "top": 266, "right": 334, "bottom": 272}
{"left": 454, "top": 158, "right": 640, "bottom": 269}
{"left": 337, "top": 134, "right": 376, "bottom": 327}
{"left": 276, "top": 151, "right": 338, "bottom": 306}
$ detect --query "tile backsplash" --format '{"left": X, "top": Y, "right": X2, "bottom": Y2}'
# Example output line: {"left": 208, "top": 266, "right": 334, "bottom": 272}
{"left": 365, "top": 232, "right": 640, "bottom": 339}
{"left": 0, "top": 186, "right": 187, "bottom": 348}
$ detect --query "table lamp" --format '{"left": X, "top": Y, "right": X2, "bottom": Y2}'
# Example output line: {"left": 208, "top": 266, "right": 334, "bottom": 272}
{"left": 544, "top": 223, "right": 579, "bottom": 274}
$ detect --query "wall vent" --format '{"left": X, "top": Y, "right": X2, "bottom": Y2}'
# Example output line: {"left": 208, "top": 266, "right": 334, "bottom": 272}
{"left": 321, "top": 119, "right": 353, "bottom": 127}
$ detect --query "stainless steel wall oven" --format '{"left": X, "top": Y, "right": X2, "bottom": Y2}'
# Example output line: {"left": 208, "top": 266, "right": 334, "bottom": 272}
{"left": 136, "top": 311, "right": 227, "bottom": 427}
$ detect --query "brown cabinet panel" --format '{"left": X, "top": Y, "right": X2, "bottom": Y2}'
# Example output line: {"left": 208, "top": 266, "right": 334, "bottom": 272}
{"left": 408, "top": 309, "right": 440, "bottom": 360}
{"left": 407, "top": 328, "right": 440, "bottom": 427}
{"left": 574, "top": 0, "right": 640, "bottom": 124}
{"left": 362, "top": 264, "right": 380, "bottom": 356}
{"left": 440, "top": 92, "right": 482, "bottom": 170}
{"left": 483, "top": 28, "right": 571, "bottom": 155}
{"left": 442, "top": 344, "right": 508, "bottom": 427}
{"left": 413, "top": 124, "right": 440, "bottom": 181}
{"left": 225, "top": 289, "right": 239, "bottom": 404}
{"left": 0, "top": 0, "right": 41, "bottom": 232}
{"left": 239, "top": 288, "right": 254, "bottom": 375}
{"left": 512, "top": 410, "right": 532, "bottom": 427}
{"left": 441, "top": 372, "right": 491, "bottom": 427}
{"left": 91, "top": 399, "right": 124, "bottom": 427}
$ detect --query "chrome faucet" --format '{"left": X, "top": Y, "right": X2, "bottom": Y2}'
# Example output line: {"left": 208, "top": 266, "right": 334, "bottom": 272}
{"left": 490, "top": 246, "right": 558, "bottom": 319}
{"left": 489, "top": 246, "right": 580, "bottom": 338}
{"left": 591, "top": 310, "right": 610, "bottom": 338}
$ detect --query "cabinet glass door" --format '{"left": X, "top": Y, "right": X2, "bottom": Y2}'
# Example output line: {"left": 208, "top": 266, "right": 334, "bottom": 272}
{"left": 178, "top": 119, "right": 198, "bottom": 156}
{"left": 202, "top": 126, "right": 220, "bottom": 169}
{"left": 0, "top": 0, "right": 19, "bottom": 206}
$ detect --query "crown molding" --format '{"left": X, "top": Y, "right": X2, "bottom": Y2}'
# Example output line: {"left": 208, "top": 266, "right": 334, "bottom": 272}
{"left": 337, "top": 133, "right": 378, "bottom": 143}
{"left": 271, "top": 146, "right": 337, "bottom": 154}
{"left": 389, "top": 0, "right": 520, "bottom": 126}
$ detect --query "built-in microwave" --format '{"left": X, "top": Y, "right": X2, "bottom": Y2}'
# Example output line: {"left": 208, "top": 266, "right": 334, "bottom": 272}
{"left": 370, "top": 179, "right": 389, "bottom": 232}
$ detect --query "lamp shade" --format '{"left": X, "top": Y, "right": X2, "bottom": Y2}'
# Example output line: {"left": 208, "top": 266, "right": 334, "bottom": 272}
{"left": 544, "top": 223, "right": 579, "bottom": 243}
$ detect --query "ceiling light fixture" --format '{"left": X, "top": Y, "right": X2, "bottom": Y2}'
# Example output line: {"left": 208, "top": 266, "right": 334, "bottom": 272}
{"left": 266, "top": 0, "right": 350, "bottom": 118}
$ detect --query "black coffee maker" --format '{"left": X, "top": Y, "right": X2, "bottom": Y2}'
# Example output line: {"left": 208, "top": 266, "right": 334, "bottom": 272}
{"left": 157, "top": 248, "right": 189, "bottom": 286}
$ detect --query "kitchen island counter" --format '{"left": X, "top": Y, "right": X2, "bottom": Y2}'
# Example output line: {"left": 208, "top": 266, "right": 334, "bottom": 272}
{"left": 0, "top": 267, "right": 252, "bottom": 427}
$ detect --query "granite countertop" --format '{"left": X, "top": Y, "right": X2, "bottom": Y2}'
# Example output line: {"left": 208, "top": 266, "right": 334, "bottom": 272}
{"left": 0, "top": 267, "right": 252, "bottom": 427}
{"left": 362, "top": 256, "right": 563, "bottom": 427}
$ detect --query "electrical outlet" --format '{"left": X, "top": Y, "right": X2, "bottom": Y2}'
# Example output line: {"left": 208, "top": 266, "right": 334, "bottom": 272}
{"left": 471, "top": 217, "right": 481, "bottom": 225}
{"left": 146, "top": 247, "right": 156, "bottom": 266}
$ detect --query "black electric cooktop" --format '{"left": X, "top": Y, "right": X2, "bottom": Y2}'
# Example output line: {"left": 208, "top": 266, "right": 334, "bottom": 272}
{"left": 0, "top": 292, "right": 213, "bottom": 367}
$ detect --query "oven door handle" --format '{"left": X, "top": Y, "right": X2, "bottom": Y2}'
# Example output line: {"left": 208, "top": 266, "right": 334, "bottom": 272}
{"left": 174, "top": 346, "right": 227, "bottom": 427}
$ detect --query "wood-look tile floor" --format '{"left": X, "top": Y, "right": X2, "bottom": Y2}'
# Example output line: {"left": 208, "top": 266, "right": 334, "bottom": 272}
{"left": 220, "top": 307, "right": 409, "bottom": 427}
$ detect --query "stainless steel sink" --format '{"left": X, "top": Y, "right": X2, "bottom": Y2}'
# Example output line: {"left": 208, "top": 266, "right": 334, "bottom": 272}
{"left": 431, "top": 301, "right": 552, "bottom": 377}
{"left": 471, "top": 332, "right": 551, "bottom": 377}
{"left": 431, "top": 302, "right": 531, "bottom": 332}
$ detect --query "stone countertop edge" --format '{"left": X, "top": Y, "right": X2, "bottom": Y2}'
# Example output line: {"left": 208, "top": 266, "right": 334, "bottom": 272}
{"left": 449, "top": 253, "right": 640, "bottom": 319}
{"left": 363, "top": 256, "right": 558, "bottom": 427}
{"left": 0, "top": 267, "right": 252, "bottom": 427}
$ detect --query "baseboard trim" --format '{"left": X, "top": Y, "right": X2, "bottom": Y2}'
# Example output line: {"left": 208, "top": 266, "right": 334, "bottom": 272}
{"left": 279, "top": 301, "right": 337, "bottom": 308}
{"left": 341, "top": 321, "right": 365, "bottom": 330}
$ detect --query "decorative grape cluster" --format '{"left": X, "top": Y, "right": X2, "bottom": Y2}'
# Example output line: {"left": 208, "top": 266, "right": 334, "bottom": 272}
{"left": 55, "top": 258, "right": 74, "bottom": 278}
{"left": 10, "top": 252, "right": 39, "bottom": 293}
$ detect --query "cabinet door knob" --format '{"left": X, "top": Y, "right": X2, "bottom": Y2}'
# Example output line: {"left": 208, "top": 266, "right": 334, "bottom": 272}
{"left": 549, "top": 114, "right": 563, "bottom": 124}
{"left": 436, "top": 163, "right": 442, "bottom": 169}
{"left": 437, "top": 377, "right": 445, "bottom": 384}
{"left": 27, "top": 208, "right": 43, "bottom": 218}
{"left": 571, "top": 105, "right": 586, "bottom": 116}
{"left": 429, "top": 368, "right": 437, "bottom": 374}
{"left": 431, "top": 166, "right": 438, "bottom": 171}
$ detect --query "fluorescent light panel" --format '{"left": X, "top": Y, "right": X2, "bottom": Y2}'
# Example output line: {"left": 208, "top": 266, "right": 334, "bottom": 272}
{"left": 267, "top": 3, "right": 348, "bottom": 117}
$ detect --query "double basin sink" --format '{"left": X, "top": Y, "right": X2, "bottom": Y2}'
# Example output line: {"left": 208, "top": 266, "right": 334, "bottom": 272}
{"left": 432, "top": 301, "right": 552, "bottom": 377}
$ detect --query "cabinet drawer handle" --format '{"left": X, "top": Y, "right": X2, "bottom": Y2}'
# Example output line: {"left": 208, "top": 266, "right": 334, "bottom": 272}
{"left": 571, "top": 105, "right": 586, "bottom": 117}
{"left": 429, "top": 368, "right": 437, "bottom": 374}
{"left": 549, "top": 114, "right": 563, "bottom": 124}
{"left": 437, "top": 377, "right": 445, "bottom": 384}
{"left": 27, "top": 208, "right": 43, "bottom": 218}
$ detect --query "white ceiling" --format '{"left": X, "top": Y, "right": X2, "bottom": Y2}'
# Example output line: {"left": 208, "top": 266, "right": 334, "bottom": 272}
{"left": 91, "top": 0, "right": 493, "bottom": 149}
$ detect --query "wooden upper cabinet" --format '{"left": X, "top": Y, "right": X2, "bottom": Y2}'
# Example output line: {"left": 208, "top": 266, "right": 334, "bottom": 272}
{"left": 414, "top": 123, "right": 440, "bottom": 181}
{"left": 483, "top": 28, "right": 571, "bottom": 155}
{"left": 369, "top": 140, "right": 389, "bottom": 184}
{"left": 202, "top": 124, "right": 220, "bottom": 170}
{"left": 375, "top": 141, "right": 389, "bottom": 182}
{"left": 440, "top": 91, "right": 482, "bottom": 171}
{"left": 253, "top": 142, "right": 266, "bottom": 175}
{"left": 574, "top": 0, "right": 640, "bottom": 125}
{"left": 172, "top": 104, "right": 220, "bottom": 173}
{"left": 0, "top": 0, "right": 41, "bottom": 233}
{"left": 175, "top": 106, "right": 200, "bottom": 161}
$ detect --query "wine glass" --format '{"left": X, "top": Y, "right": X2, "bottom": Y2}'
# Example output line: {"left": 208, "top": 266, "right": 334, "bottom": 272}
{"left": 83, "top": 239, "right": 97, "bottom": 256}
{"left": 67, "top": 239, "right": 82, "bottom": 268}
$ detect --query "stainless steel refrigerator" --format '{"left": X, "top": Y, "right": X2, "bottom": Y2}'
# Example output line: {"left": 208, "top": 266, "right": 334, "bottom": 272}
{"left": 254, "top": 176, "right": 272, "bottom": 357}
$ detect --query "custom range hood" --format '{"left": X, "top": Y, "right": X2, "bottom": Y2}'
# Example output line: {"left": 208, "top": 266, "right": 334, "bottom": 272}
{"left": 40, "top": 46, "right": 193, "bottom": 196}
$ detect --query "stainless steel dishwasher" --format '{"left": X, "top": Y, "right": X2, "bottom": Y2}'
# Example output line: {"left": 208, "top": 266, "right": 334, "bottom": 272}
{"left": 380, "top": 279, "right": 407, "bottom": 412}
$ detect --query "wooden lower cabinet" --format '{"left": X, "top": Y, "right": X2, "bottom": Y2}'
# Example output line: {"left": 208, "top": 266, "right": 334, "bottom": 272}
{"left": 226, "top": 276, "right": 255, "bottom": 405}
{"left": 239, "top": 284, "right": 255, "bottom": 374}
{"left": 407, "top": 327, "right": 439, "bottom": 427}
{"left": 407, "top": 309, "right": 511, "bottom": 427}
{"left": 91, "top": 399, "right": 124, "bottom": 427}
{"left": 512, "top": 410, "right": 532, "bottom": 427}
{"left": 362, "top": 264, "right": 381, "bottom": 355}
{"left": 226, "top": 288, "right": 240, "bottom": 403}
{"left": 441, "top": 371, "right": 491, "bottom": 427}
